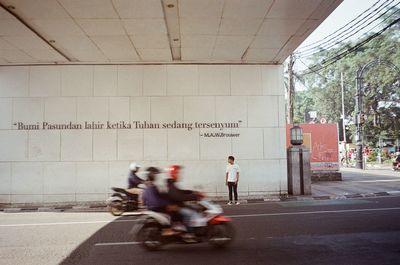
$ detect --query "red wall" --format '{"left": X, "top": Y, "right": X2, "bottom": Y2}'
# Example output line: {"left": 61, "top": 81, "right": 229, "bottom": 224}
{"left": 286, "top": 124, "right": 339, "bottom": 171}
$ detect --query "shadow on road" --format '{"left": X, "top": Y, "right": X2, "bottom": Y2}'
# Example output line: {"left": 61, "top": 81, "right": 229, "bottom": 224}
{"left": 59, "top": 203, "right": 400, "bottom": 265}
{"left": 59, "top": 214, "right": 235, "bottom": 265}
{"left": 59, "top": 214, "right": 141, "bottom": 265}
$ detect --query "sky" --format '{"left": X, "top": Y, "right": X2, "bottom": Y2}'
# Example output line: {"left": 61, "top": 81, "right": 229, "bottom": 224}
{"left": 293, "top": 0, "right": 398, "bottom": 74}
{"left": 297, "top": 0, "right": 384, "bottom": 51}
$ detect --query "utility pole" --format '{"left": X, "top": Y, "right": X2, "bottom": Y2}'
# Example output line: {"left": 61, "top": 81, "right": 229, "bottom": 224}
{"left": 341, "top": 72, "right": 349, "bottom": 165}
{"left": 287, "top": 54, "right": 295, "bottom": 124}
{"left": 355, "top": 72, "right": 364, "bottom": 169}
{"left": 355, "top": 59, "right": 399, "bottom": 169}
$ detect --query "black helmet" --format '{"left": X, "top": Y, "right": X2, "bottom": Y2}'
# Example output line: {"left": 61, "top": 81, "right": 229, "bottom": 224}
{"left": 147, "top": 167, "right": 160, "bottom": 174}
{"left": 146, "top": 167, "right": 160, "bottom": 181}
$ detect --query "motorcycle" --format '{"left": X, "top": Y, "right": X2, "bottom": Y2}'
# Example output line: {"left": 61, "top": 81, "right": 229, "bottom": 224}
{"left": 130, "top": 200, "right": 235, "bottom": 251}
{"left": 393, "top": 161, "right": 400, "bottom": 171}
{"left": 106, "top": 187, "right": 141, "bottom": 216}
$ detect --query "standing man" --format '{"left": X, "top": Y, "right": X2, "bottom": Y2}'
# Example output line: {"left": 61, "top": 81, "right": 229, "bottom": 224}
{"left": 226, "top": 156, "right": 240, "bottom": 205}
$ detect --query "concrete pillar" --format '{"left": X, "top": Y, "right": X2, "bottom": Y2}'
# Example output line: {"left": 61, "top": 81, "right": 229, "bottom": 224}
{"left": 287, "top": 146, "right": 311, "bottom": 195}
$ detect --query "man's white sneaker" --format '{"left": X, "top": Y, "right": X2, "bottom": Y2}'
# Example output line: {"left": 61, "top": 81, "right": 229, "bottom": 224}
{"left": 227, "top": 201, "right": 233, "bottom": 205}
{"left": 235, "top": 201, "right": 240, "bottom": 205}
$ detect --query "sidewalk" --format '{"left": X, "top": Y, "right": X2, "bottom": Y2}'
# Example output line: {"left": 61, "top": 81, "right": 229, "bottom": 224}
{"left": 312, "top": 167, "right": 400, "bottom": 198}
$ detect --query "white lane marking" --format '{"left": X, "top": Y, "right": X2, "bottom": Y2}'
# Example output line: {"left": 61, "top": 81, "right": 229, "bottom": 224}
{"left": 351, "top": 179, "right": 400, "bottom": 183}
{"left": 2, "top": 207, "right": 400, "bottom": 228}
{"left": 227, "top": 207, "right": 400, "bottom": 218}
{"left": 0, "top": 219, "right": 138, "bottom": 227}
{"left": 95, "top": 242, "right": 141, "bottom": 246}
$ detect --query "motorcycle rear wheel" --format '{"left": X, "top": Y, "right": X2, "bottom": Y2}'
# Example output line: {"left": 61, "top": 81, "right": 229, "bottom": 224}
{"left": 108, "top": 202, "right": 124, "bottom": 216}
{"left": 207, "top": 222, "right": 235, "bottom": 248}
{"left": 137, "top": 222, "right": 164, "bottom": 251}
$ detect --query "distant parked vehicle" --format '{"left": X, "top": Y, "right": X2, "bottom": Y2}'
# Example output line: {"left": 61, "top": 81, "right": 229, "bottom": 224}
{"left": 393, "top": 161, "right": 400, "bottom": 171}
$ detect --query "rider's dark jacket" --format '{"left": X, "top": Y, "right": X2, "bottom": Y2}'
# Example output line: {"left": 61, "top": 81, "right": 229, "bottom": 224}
{"left": 143, "top": 183, "right": 170, "bottom": 212}
{"left": 166, "top": 179, "right": 198, "bottom": 206}
{"left": 128, "top": 171, "right": 144, "bottom": 188}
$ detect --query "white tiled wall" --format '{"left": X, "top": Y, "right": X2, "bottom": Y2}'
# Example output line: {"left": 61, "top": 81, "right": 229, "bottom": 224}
{"left": 0, "top": 66, "right": 29, "bottom": 97}
{"left": 28, "top": 131, "right": 60, "bottom": 161}
{"left": 117, "top": 65, "right": 143, "bottom": 96}
{"left": 93, "top": 65, "right": 117, "bottom": 96}
{"left": 215, "top": 96, "right": 247, "bottom": 124}
{"left": 93, "top": 130, "right": 117, "bottom": 161}
{"left": 151, "top": 96, "right": 184, "bottom": 123}
{"left": 143, "top": 129, "right": 168, "bottom": 160}
{"left": 61, "top": 66, "right": 93, "bottom": 96}
{"left": 200, "top": 129, "right": 232, "bottom": 160}
{"left": 0, "top": 98, "right": 12, "bottom": 129}
{"left": 0, "top": 64, "right": 287, "bottom": 203}
{"left": 45, "top": 97, "right": 77, "bottom": 123}
{"left": 143, "top": 65, "right": 167, "bottom": 96}
{"left": 13, "top": 98, "right": 44, "bottom": 124}
{"left": 109, "top": 97, "right": 130, "bottom": 121}
{"left": 117, "top": 129, "right": 144, "bottom": 160}
{"left": 77, "top": 97, "right": 109, "bottom": 123}
{"left": 61, "top": 130, "right": 93, "bottom": 161}
{"left": 198, "top": 65, "right": 230, "bottom": 95}
{"left": 29, "top": 66, "right": 61, "bottom": 97}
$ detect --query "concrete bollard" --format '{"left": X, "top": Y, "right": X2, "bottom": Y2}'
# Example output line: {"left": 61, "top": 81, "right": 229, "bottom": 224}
{"left": 287, "top": 146, "right": 312, "bottom": 195}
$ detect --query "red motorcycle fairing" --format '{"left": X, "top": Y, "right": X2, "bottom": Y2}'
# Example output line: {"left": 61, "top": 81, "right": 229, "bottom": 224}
{"left": 209, "top": 215, "right": 232, "bottom": 225}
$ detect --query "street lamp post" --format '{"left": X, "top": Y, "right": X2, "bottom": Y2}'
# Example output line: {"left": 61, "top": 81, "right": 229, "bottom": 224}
{"left": 287, "top": 123, "right": 311, "bottom": 196}
{"left": 290, "top": 123, "right": 303, "bottom": 146}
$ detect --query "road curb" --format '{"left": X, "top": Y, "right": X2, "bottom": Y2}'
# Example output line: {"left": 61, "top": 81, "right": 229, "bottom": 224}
{"left": 278, "top": 191, "right": 399, "bottom": 202}
{"left": 3, "top": 208, "right": 22, "bottom": 213}
{"left": 1, "top": 192, "right": 399, "bottom": 213}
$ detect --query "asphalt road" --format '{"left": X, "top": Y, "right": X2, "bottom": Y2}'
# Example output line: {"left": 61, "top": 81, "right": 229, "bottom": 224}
{"left": 1, "top": 196, "right": 400, "bottom": 265}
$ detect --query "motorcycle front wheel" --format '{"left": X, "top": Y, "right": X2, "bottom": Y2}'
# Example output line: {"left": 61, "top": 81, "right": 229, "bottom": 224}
{"left": 207, "top": 222, "right": 235, "bottom": 248}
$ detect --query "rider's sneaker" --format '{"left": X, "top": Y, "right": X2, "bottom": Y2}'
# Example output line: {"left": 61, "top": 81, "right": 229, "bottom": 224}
{"left": 227, "top": 201, "right": 233, "bottom": 205}
{"left": 181, "top": 233, "right": 197, "bottom": 243}
{"left": 235, "top": 201, "right": 240, "bottom": 205}
{"left": 172, "top": 224, "right": 187, "bottom": 232}
{"left": 162, "top": 228, "right": 179, "bottom": 236}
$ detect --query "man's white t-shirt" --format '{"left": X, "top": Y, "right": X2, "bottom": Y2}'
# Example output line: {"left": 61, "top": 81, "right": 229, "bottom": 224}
{"left": 226, "top": 163, "right": 240, "bottom": 182}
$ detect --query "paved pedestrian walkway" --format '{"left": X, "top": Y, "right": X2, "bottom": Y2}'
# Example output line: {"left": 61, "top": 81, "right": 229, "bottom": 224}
{"left": 2, "top": 167, "right": 400, "bottom": 213}
{"left": 312, "top": 167, "right": 400, "bottom": 198}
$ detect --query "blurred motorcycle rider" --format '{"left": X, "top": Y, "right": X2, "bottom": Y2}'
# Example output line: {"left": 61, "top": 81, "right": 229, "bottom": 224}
{"left": 166, "top": 165, "right": 204, "bottom": 241}
{"left": 127, "top": 162, "right": 144, "bottom": 205}
{"left": 396, "top": 152, "right": 400, "bottom": 162}
{"left": 143, "top": 167, "right": 170, "bottom": 212}
{"left": 394, "top": 152, "right": 400, "bottom": 170}
{"left": 143, "top": 167, "right": 179, "bottom": 236}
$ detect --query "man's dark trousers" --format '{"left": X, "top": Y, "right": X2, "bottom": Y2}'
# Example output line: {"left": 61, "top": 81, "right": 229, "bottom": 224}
{"left": 228, "top": 182, "right": 238, "bottom": 202}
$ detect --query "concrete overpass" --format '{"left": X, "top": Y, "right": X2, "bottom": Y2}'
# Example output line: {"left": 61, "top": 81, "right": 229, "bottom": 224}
{"left": 0, "top": 0, "right": 342, "bottom": 204}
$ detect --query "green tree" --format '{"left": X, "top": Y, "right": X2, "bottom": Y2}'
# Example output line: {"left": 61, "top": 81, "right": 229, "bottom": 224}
{"left": 293, "top": 7, "right": 400, "bottom": 146}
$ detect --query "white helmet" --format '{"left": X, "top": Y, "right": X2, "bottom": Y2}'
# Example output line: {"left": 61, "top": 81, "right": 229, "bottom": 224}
{"left": 129, "top": 163, "right": 141, "bottom": 171}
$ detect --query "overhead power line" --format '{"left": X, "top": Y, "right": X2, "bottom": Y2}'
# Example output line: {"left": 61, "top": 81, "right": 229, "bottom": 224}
{"left": 296, "top": 0, "right": 397, "bottom": 55}
{"left": 300, "top": 5, "right": 400, "bottom": 62}
{"left": 297, "top": 0, "right": 384, "bottom": 50}
{"left": 302, "top": 16, "right": 400, "bottom": 76}
{"left": 297, "top": 0, "right": 400, "bottom": 57}
{"left": 297, "top": 57, "right": 352, "bottom": 85}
